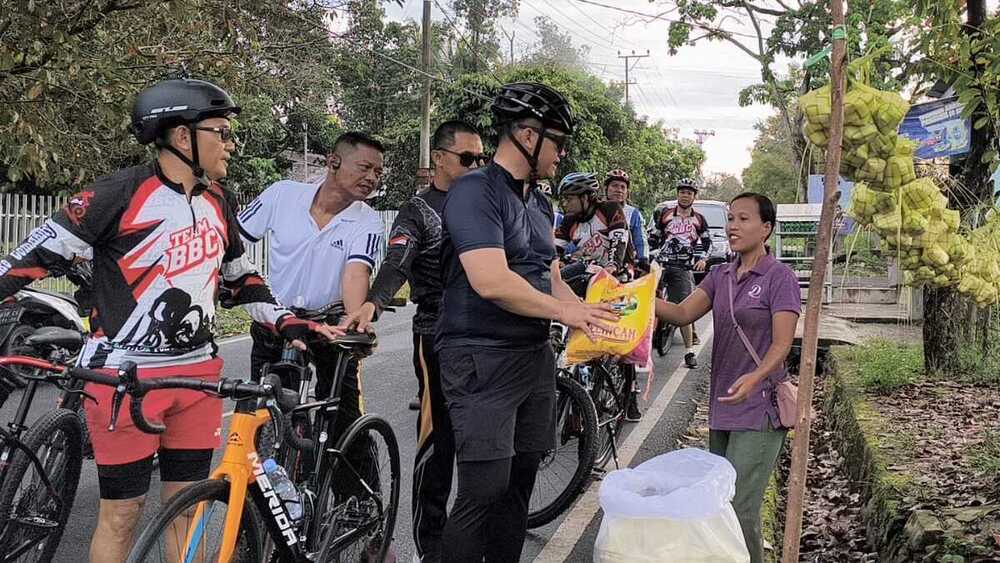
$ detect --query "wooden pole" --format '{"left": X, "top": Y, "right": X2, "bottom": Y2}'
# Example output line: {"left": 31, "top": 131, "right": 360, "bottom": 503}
{"left": 419, "top": 0, "right": 432, "bottom": 177}
{"left": 781, "top": 0, "right": 847, "bottom": 560}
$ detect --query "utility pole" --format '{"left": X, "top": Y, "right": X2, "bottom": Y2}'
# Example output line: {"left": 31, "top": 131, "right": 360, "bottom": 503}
{"left": 500, "top": 27, "right": 516, "bottom": 66}
{"left": 617, "top": 49, "right": 649, "bottom": 106}
{"left": 781, "top": 0, "right": 846, "bottom": 560}
{"left": 693, "top": 129, "right": 715, "bottom": 147}
{"left": 418, "top": 0, "right": 432, "bottom": 187}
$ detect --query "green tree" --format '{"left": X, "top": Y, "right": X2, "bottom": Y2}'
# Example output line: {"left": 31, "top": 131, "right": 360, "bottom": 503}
{"left": 741, "top": 114, "right": 801, "bottom": 204}
{"left": 526, "top": 16, "right": 590, "bottom": 71}
{"left": 656, "top": 0, "right": 914, "bottom": 201}
{"left": 0, "top": 0, "right": 348, "bottom": 195}
{"left": 701, "top": 172, "right": 743, "bottom": 202}
{"left": 449, "top": 0, "right": 518, "bottom": 73}
{"left": 433, "top": 64, "right": 704, "bottom": 215}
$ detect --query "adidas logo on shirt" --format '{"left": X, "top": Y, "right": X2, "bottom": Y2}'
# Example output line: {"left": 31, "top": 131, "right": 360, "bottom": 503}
{"left": 330, "top": 239, "right": 344, "bottom": 249}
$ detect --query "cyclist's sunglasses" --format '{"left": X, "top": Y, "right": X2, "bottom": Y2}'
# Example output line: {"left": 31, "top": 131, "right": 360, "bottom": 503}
{"left": 195, "top": 126, "right": 236, "bottom": 142}
{"left": 518, "top": 125, "right": 571, "bottom": 152}
{"left": 435, "top": 147, "right": 490, "bottom": 168}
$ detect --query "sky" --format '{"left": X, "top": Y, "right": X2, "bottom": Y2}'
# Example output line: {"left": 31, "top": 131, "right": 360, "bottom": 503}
{"left": 385, "top": 0, "right": 784, "bottom": 178}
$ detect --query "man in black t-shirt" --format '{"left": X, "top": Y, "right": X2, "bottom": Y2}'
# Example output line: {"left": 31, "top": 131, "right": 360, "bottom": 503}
{"left": 436, "top": 83, "right": 615, "bottom": 562}
{"left": 340, "top": 121, "right": 487, "bottom": 563}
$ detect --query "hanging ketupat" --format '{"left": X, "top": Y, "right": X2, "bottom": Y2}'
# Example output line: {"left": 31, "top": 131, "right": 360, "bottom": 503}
{"left": 799, "top": 50, "right": 999, "bottom": 305}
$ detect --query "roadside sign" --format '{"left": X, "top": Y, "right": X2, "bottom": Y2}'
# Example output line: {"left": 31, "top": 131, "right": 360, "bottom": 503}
{"left": 898, "top": 97, "right": 971, "bottom": 160}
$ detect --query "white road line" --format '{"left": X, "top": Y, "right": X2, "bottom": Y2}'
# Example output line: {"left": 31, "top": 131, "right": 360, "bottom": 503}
{"left": 533, "top": 322, "right": 716, "bottom": 563}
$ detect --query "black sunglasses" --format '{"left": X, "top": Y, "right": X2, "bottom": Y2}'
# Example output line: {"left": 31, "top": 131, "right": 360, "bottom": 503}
{"left": 435, "top": 147, "right": 490, "bottom": 168}
{"left": 519, "top": 125, "right": 572, "bottom": 152}
{"left": 194, "top": 126, "right": 236, "bottom": 142}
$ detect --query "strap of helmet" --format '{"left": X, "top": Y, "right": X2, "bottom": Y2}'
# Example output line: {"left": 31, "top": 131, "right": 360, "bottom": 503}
{"left": 507, "top": 123, "right": 548, "bottom": 190}
{"left": 158, "top": 125, "right": 210, "bottom": 188}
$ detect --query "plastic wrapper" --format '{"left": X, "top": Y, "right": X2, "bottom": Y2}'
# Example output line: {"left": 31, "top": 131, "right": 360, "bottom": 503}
{"left": 566, "top": 266, "right": 660, "bottom": 366}
{"left": 594, "top": 449, "right": 750, "bottom": 563}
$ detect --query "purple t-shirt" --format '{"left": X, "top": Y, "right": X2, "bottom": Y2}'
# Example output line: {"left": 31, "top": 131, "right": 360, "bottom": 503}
{"left": 698, "top": 255, "right": 801, "bottom": 431}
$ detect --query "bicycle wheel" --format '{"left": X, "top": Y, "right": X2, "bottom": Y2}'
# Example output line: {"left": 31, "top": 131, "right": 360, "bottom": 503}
{"left": 126, "top": 479, "right": 263, "bottom": 563}
{"left": 591, "top": 364, "right": 626, "bottom": 469}
{"left": 527, "top": 376, "right": 598, "bottom": 529}
{"left": 0, "top": 408, "right": 83, "bottom": 562}
{"left": 315, "top": 414, "right": 400, "bottom": 563}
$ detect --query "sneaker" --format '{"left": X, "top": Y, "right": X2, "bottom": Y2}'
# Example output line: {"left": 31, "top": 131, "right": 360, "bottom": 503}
{"left": 685, "top": 352, "right": 698, "bottom": 369}
{"left": 408, "top": 395, "right": 421, "bottom": 410}
{"left": 625, "top": 393, "right": 643, "bottom": 422}
{"left": 692, "top": 332, "right": 701, "bottom": 346}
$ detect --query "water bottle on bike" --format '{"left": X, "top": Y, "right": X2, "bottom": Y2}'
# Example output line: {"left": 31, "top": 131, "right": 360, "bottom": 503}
{"left": 263, "top": 458, "right": 304, "bottom": 523}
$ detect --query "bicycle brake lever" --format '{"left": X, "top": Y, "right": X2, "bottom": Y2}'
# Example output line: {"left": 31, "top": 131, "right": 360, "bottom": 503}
{"left": 108, "top": 361, "right": 138, "bottom": 431}
{"left": 108, "top": 384, "right": 126, "bottom": 431}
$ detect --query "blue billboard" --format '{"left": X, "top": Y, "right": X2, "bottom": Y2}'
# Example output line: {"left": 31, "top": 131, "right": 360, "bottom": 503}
{"left": 898, "top": 97, "right": 971, "bottom": 160}
{"left": 807, "top": 175, "right": 855, "bottom": 234}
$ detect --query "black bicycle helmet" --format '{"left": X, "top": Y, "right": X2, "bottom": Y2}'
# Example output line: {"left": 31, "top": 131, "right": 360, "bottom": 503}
{"left": 131, "top": 79, "right": 240, "bottom": 185}
{"left": 558, "top": 172, "right": 599, "bottom": 197}
{"left": 131, "top": 79, "right": 240, "bottom": 144}
{"left": 492, "top": 82, "right": 575, "bottom": 186}
{"left": 491, "top": 82, "right": 575, "bottom": 135}
{"left": 676, "top": 177, "right": 701, "bottom": 192}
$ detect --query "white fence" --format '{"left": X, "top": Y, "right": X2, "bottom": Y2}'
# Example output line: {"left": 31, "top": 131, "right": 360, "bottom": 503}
{"left": 1, "top": 192, "right": 397, "bottom": 294}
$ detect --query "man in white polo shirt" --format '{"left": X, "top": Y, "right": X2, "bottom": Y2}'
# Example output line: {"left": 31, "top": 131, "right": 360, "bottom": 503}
{"left": 239, "top": 131, "right": 384, "bottom": 416}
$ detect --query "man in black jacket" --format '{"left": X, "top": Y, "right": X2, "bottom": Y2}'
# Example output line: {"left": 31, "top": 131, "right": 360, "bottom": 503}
{"left": 340, "top": 121, "right": 486, "bottom": 563}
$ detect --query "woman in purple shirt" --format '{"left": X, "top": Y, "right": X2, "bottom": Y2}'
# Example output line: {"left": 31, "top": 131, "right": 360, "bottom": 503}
{"left": 655, "top": 192, "right": 800, "bottom": 563}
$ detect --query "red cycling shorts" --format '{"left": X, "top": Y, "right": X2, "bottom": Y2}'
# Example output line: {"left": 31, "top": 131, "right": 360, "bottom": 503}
{"left": 84, "top": 358, "right": 224, "bottom": 466}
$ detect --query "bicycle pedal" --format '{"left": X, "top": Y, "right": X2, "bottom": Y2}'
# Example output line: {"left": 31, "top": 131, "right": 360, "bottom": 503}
{"left": 15, "top": 515, "right": 58, "bottom": 529}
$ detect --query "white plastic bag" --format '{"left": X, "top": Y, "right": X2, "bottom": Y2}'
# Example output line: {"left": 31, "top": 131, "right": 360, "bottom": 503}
{"left": 594, "top": 448, "right": 750, "bottom": 563}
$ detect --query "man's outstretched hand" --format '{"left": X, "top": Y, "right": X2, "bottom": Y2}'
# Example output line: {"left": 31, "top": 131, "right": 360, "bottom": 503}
{"left": 337, "top": 302, "right": 377, "bottom": 333}
{"left": 557, "top": 301, "right": 619, "bottom": 342}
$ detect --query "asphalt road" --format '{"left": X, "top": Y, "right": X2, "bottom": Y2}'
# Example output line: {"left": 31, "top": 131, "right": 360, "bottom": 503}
{"left": 0, "top": 305, "right": 709, "bottom": 562}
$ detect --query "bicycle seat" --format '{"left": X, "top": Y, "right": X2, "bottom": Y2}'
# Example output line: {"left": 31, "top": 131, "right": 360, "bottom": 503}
{"left": 25, "top": 327, "right": 83, "bottom": 352}
{"left": 331, "top": 331, "right": 377, "bottom": 354}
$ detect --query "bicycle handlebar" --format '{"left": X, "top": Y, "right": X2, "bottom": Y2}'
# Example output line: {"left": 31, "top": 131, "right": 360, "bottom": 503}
{"left": 0, "top": 356, "right": 276, "bottom": 435}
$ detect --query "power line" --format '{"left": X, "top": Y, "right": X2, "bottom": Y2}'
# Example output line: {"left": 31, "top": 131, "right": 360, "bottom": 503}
{"left": 534, "top": 0, "right": 620, "bottom": 51}
{"left": 571, "top": 0, "right": 762, "bottom": 40}
{"left": 282, "top": 6, "right": 493, "bottom": 102}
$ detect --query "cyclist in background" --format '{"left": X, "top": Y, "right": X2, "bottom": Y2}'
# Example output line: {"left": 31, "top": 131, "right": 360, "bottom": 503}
{"left": 604, "top": 169, "right": 647, "bottom": 262}
{"left": 0, "top": 79, "right": 337, "bottom": 563}
{"left": 339, "top": 120, "right": 486, "bottom": 563}
{"left": 652, "top": 177, "right": 709, "bottom": 369}
{"left": 554, "top": 172, "right": 632, "bottom": 267}
{"left": 554, "top": 172, "right": 646, "bottom": 420}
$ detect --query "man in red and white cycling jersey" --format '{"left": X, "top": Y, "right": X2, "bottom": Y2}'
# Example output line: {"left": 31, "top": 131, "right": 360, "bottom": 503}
{"left": 0, "top": 79, "right": 337, "bottom": 562}
{"left": 652, "top": 177, "right": 709, "bottom": 369}
{"left": 554, "top": 172, "right": 632, "bottom": 267}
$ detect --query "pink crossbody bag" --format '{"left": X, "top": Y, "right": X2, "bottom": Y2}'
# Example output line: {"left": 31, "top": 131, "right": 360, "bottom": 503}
{"left": 727, "top": 274, "right": 798, "bottom": 429}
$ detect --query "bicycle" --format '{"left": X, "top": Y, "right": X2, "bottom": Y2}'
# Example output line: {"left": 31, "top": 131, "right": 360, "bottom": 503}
{"left": 126, "top": 330, "right": 401, "bottom": 563}
{"left": 0, "top": 350, "right": 276, "bottom": 563}
{"left": 0, "top": 327, "right": 94, "bottom": 562}
{"left": 257, "top": 304, "right": 400, "bottom": 563}
{"left": 527, "top": 262, "right": 634, "bottom": 529}
{"left": 651, "top": 237, "right": 710, "bottom": 357}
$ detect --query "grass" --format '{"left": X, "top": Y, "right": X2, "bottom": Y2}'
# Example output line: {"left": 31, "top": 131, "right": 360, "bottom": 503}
{"left": 953, "top": 342, "right": 1000, "bottom": 386}
{"left": 848, "top": 339, "right": 924, "bottom": 394}
{"left": 969, "top": 430, "right": 1000, "bottom": 479}
{"left": 214, "top": 306, "right": 252, "bottom": 338}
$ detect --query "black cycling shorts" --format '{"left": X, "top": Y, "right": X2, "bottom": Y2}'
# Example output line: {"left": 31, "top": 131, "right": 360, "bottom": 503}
{"left": 663, "top": 265, "right": 695, "bottom": 304}
{"left": 438, "top": 345, "right": 556, "bottom": 462}
{"left": 97, "top": 448, "right": 213, "bottom": 500}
